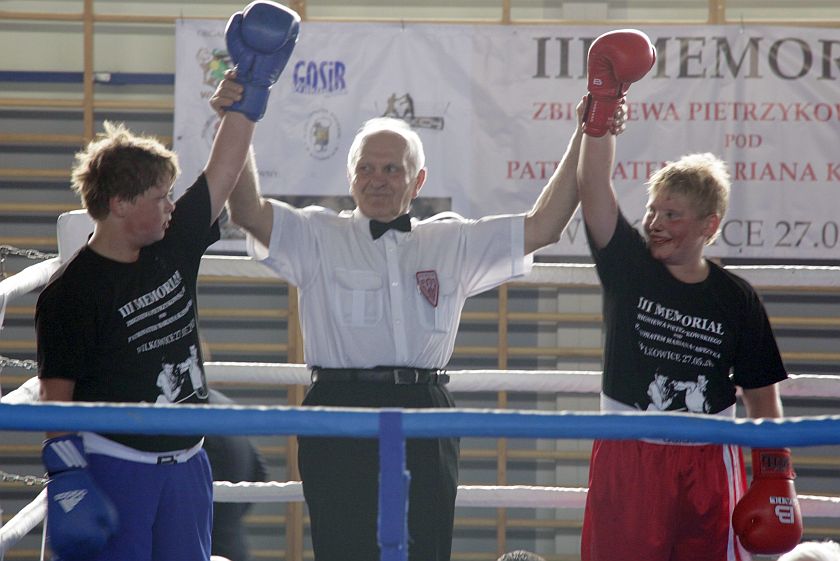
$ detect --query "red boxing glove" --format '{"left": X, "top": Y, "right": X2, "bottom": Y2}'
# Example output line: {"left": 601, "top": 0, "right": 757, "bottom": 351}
{"left": 732, "top": 448, "right": 803, "bottom": 555}
{"left": 583, "top": 29, "right": 656, "bottom": 137}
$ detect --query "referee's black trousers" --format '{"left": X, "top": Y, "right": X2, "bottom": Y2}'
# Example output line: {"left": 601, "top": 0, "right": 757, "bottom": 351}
{"left": 298, "top": 380, "right": 459, "bottom": 561}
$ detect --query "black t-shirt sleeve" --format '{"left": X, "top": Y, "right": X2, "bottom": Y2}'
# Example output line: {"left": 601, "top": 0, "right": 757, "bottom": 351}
{"left": 587, "top": 211, "right": 648, "bottom": 293}
{"left": 165, "top": 174, "right": 221, "bottom": 264}
{"left": 731, "top": 283, "right": 788, "bottom": 389}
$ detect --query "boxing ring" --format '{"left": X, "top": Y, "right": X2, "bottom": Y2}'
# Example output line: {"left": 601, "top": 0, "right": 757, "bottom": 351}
{"left": 2, "top": 393, "right": 840, "bottom": 560}
{"left": 3, "top": 243, "right": 840, "bottom": 560}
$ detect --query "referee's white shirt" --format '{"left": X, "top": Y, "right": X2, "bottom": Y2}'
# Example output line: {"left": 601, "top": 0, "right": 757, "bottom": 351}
{"left": 247, "top": 202, "right": 532, "bottom": 369}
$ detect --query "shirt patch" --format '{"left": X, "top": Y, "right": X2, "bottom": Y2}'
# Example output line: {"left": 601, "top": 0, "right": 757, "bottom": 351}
{"left": 416, "top": 270, "right": 439, "bottom": 308}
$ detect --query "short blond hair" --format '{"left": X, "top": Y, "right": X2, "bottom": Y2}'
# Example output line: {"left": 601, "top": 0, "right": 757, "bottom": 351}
{"left": 71, "top": 121, "right": 179, "bottom": 220}
{"left": 647, "top": 153, "right": 730, "bottom": 243}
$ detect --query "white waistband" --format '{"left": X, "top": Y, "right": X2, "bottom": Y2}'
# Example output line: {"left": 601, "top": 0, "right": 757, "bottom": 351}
{"left": 80, "top": 432, "right": 204, "bottom": 465}
{"left": 600, "top": 393, "right": 736, "bottom": 446}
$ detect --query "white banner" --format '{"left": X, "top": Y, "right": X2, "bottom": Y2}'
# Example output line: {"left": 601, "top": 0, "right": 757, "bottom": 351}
{"left": 174, "top": 21, "right": 840, "bottom": 260}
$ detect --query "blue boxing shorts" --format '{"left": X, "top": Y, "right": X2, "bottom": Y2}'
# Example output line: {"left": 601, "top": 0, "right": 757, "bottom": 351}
{"left": 66, "top": 444, "right": 213, "bottom": 561}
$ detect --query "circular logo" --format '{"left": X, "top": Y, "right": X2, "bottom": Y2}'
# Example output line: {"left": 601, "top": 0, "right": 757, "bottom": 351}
{"left": 304, "top": 109, "right": 341, "bottom": 160}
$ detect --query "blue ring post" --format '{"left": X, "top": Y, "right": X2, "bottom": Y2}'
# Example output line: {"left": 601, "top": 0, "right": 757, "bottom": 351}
{"left": 378, "top": 409, "right": 409, "bottom": 561}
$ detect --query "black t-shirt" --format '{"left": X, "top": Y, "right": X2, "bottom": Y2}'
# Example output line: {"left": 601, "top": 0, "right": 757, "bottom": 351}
{"left": 36, "top": 175, "right": 220, "bottom": 451}
{"left": 588, "top": 212, "right": 787, "bottom": 414}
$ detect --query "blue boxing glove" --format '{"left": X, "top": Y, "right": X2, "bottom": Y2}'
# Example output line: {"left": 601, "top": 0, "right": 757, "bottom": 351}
{"left": 226, "top": 1, "right": 300, "bottom": 121}
{"left": 42, "top": 435, "right": 118, "bottom": 561}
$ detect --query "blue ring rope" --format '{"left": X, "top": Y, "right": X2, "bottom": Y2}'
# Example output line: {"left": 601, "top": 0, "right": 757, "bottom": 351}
{"left": 4, "top": 401, "right": 838, "bottom": 560}
{"left": 1, "top": 403, "right": 839, "bottom": 447}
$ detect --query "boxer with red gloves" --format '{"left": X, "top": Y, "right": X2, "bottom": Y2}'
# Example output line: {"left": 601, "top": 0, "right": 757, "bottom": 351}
{"left": 576, "top": 28, "right": 795, "bottom": 561}
{"left": 36, "top": 3, "right": 298, "bottom": 560}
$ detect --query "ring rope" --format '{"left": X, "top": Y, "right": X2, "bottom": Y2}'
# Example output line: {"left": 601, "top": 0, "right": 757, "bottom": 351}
{"left": 3, "top": 480, "right": 840, "bottom": 556}
{"left": 195, "top": 257, "right": 840, "bottom": 288}
{"left": 2, "top": 401, "right": 840, "bottom": 447}
{"left": 0, "top": 489, "right": 46, "bottom": 554}
{"left": 3, "top": 260, "right": 840, "bottom": 309}
{"left": 5, "top": 259, "right": 839, "bottom": 341}
{"left": 2, "top": 400, "right": 840, "bottom": 555}
{"left": 3, "top": 370, "right": 838, "bottom": 403}
{"left": 201, "top": 363, "right": 840, "bottom": 398}
{"left": 4, "top": 376, "right": 838, "bottom": 556}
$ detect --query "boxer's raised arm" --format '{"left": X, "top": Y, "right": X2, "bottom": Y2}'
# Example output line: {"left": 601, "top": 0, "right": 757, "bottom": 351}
{"left": 578, "top": 29, "right": 655, "bottom": 249}
{"left": 578, "top": 133, "right": 619, "bottom": 250}
{"left": 204, "top": 1, "right": 299, "bottom": 224}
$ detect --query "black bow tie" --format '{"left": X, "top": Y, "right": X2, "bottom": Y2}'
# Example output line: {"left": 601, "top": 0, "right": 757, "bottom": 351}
{"left": 369, "top": 214, "right": 411, "bottom": 240}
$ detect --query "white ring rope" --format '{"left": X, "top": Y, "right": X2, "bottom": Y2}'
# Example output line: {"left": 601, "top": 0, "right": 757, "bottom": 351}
{"left": 2, "top": 257, "right": 839, "bottom": 339}
{"left": 203, "top": 364, "right": 840, "bottom": 399}
{"left": 4, "top": 369, "right": 838, "bottom": 403}
{"left": 0, "top": 489, "right": 45, "bottom": 555}
{"left": 3, "top": 359, "right": 809, "bottom": 404}
{"left": 3, "top": 260, "right": 840, "bottom": 315}
{"left": 0, "top": 257, "right": 61, "bottom": 331}
{"left": 195, "top": 258, "right": 840, "bottom": 288}
{"left": 3, "top": 482, "right": 839, "bottom": 557}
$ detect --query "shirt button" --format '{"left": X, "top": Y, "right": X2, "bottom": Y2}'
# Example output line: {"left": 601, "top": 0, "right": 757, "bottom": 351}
{"left": 391, "top": 281, "right": 399, "bottom": 287}
{"left": 395, "top": 319, "right": 402, "bottom": 325}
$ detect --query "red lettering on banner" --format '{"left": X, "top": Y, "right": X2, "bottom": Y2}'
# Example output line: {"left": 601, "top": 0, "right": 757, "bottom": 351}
{"left": 612, "top": 161, "right": 665, "bottom": 181}
{"left": 733, "top": 161, "right": 817, "bottom": 182}
{"left": 794, "top": 104, "right": 813, "bottom": 120}
{"left": 532, "top": 101, "right": 576, "bottom": 121}
{"left": 827, "top": 163, "right": 840, "bottom": 181}
{"left": 777, "top": 104, "right": 795, "bottom": 121}
{"left": 724, "top": 134, "right": 762, "bottom": 149}
{"left": 814, "top": 104, "right": 834, "bottom": 121}
{"left": 687, "top": 101, "right": 840, "bottom": 122}
{"left": 506, "top": 160, "right": 560, "bottom": 180}
{"left": 625, "top": 102, "right": 680, "bottom": 121}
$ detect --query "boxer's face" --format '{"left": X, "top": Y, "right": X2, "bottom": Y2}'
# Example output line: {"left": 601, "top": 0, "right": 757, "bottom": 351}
{"left": 119, "top": 177, "right": 176, "bottom": 247}
{"left": 643, "top": 189, "right": 711, "bottom": 265}
{"left": 350, "top": 132, "right": 424, "bottom": 222}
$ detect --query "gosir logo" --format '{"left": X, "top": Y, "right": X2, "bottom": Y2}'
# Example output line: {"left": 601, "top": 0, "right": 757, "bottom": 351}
{"left": 293, "top": 60, "right": 347, "bottom": 95}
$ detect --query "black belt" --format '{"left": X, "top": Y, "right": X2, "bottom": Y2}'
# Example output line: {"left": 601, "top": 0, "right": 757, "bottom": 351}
{"left": 311, "top": 367, "right": 449, "bottom": 385}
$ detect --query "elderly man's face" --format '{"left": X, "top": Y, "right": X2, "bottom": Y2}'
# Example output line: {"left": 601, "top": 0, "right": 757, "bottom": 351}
{"left": 349, "top": 131, "right": 424, "bottom": 222}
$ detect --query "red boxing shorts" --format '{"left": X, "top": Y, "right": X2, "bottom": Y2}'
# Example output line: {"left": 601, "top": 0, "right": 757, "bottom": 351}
{"left": 581, "top": 439, "right": 752, "bottom": 561}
